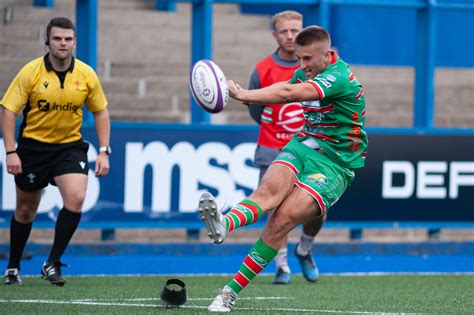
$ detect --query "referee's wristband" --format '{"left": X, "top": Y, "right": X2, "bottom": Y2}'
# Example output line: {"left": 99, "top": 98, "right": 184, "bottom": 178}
{"left": 6, "top": 150, "right": 17, "bottom": 155}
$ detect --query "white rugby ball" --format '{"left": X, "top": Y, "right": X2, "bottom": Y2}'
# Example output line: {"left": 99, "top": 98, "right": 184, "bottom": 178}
{"left": 189, "top": 60, "right": 229, "bottom": 113}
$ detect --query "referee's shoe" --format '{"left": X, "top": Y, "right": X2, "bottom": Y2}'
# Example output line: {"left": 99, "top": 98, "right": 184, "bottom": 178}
{"left": 41, "top": 261, "right": 67, "bottom": 286}
{"left": 4, "top": 268, "right": 22, "bottom": 286}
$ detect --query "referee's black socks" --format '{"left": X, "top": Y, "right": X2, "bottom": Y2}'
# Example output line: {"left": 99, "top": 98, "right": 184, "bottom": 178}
{"left": 48, "top": 207, "right": 81, "bottom": 263}
{"left": 8, "top": 217, "right": 33, "bottom": 270}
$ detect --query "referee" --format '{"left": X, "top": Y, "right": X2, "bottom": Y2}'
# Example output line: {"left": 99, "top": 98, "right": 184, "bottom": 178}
{"left": 1, "top": 17, "right": 111, "bottom": 286}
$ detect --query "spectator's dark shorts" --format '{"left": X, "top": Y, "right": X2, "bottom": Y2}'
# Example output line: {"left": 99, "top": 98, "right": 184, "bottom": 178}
{"left": 15, "top": 138, "right": 89, "bottom": 192}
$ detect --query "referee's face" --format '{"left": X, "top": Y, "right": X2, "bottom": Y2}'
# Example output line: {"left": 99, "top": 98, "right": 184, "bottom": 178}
{"left": 48, "top": 27, "right": 76, "bottom": 62}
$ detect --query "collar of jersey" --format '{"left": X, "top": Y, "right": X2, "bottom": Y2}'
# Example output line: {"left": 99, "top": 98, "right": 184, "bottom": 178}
{"left": 272, "top": 48, "right": 299, "bottom": 67}
{"left": 44, "top": 53, "right": 75, "bottom": 73}
{"left": 330, "top": 51, "right": 339, "bottom": 64}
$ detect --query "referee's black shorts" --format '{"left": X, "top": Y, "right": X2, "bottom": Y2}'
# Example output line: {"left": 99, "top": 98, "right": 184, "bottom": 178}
{"left": 15, "top": 138, "right": 90, "bottom": 192}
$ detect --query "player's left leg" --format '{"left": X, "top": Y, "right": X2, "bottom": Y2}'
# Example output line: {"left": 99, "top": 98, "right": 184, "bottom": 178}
{"left": 41, "top": 173, "right": 87, "bottom": 286}
{"left": 199, "top": 162, "right": 296, "bottom": 244}
{"left": 208, "top": 187, "right": 320, "bottom": 312}
{"left": 199, "top": 193, "right": 265, "bottom": 244}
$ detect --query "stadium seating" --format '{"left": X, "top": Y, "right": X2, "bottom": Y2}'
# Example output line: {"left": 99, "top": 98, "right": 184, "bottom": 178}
{"left": 1, "top": 0, "right": 473, "bottom": 127}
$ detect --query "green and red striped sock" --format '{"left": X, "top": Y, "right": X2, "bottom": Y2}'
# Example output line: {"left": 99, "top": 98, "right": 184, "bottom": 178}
{"left": 224, "top": 199, "right": 263, "bottom": 233}
{"left": 226, "top": 238, "right": 278, "bottom": 294}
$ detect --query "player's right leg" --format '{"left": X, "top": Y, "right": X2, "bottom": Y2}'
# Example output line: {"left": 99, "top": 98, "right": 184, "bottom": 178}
{"left": 4, "top": 187, "right": 42, "bottom": 286}
{"left": 208, "top": 186, "right": 321, "bottom": 311}
{"left": 258, "top": 166, "right": 291, "bottom": 285}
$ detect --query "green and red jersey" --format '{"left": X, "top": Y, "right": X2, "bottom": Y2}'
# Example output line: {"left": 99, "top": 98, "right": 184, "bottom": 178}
{"left": 291, "top": 52, "right": 368, "bottom": 169}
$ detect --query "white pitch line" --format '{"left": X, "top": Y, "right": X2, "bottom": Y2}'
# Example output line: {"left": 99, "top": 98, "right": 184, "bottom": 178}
{"left": 0, "top": 299, "right": 425, "bottom": 314}
{"left": 0, "top": 299, "right": 159, "bottom": 308}
{"left": 73, "top": 296, "right": 294, "bottom": 302}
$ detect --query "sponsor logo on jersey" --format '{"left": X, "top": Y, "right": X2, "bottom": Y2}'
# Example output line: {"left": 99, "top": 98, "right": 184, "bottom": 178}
{"left": 315, "top": 77, "right": 332, "bottom": 88}
{"left": 38, "top": 99, "right": 50, "bottom": 111}
{"left": 37, "top": 99, "right": 80, "bottom": 112}
{"left": 305, "top": 112, "right": 325, "bottom": 125}
{"left": 302, "top": 100, "right": 320, "bottom": 108}
{"left": 277, "top": 103, "right": 304, "bottom": 133}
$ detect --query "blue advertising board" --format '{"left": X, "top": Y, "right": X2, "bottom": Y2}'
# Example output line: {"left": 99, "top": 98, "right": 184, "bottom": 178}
{"left": 331, "top": 133, "right": 474, "bottom": 222}
{"left": 0, "top": 126, "right": 473, "bottom": 226}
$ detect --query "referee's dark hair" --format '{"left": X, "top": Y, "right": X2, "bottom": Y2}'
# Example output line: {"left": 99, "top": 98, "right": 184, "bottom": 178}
{"left": 45, "top": 17, "right": 76, "bottom": 46}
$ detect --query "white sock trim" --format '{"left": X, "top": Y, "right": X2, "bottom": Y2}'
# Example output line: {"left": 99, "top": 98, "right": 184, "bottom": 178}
{"left": 274, "top": 248, "right": 290, "bottom": 272}
{"left": 297, "top": 231, "right": 315, "bottom": 256}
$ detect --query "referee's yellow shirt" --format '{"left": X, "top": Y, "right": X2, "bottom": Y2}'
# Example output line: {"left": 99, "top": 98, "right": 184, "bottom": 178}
{"left": 1, "top": 54, "right": 107, "bottom": 144}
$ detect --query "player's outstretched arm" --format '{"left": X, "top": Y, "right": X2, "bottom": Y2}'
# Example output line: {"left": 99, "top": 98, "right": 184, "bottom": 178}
{"left": 228, "top": 80, "right": 319, "bottom": 105}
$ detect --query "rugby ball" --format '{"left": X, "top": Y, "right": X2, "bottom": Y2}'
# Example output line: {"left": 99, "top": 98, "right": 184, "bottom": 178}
{"left": 189, "top": 60, "right": 229, "bottom": 113}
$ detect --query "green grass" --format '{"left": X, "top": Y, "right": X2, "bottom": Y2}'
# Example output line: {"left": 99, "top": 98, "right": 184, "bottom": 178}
{"left": 0, "top": 275, "right": 472, "bottom": 314}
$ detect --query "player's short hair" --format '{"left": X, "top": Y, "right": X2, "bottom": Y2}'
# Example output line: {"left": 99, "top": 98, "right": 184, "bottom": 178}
{"left": 46, "top": 17, "right": 76, "bottom": 42}
{"left": 296, "top": 26, "right": 331, "bottom": 47}
{"left": 271, "top": 10, "right": 303, "bottom": 30}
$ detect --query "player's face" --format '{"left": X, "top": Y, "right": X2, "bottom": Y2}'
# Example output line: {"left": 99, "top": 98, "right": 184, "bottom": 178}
{"left": 296, "top": 41, "right": 331, "bottom": 78}
{"left": 48, "top": 27, "right": 76, "bottom": 61}
{"left": 272, "top": 19, "right": 302, "bottom": 55}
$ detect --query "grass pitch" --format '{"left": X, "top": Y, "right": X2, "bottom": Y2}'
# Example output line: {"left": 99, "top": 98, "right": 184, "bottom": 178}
{"left": 0, "top": 274, "right": 472, "bottom": 314}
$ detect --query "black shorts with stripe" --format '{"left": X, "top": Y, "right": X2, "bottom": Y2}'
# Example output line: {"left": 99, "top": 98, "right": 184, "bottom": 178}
{"left": 15, "top": 138, "right": 90, "bottom": 192}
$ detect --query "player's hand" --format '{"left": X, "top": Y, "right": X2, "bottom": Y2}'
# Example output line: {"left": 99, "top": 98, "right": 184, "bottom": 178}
{"left": 227, "top": 80, "right": 245, "bottom": 101}
{"left": 95, "top": 153, "right": 110, "bottom": 177}
{"left": 6, "top": 153, "right": 22, "bottom": 175}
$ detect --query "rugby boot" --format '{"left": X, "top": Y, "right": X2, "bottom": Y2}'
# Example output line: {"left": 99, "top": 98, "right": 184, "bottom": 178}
{"left": 198, "top": 192, "right": 227, "bottom": 244}
{"left": 4, "top": 268, "right": 22, "bottom": 286}
{"left": 41, "top": 260, "right": 67, "bottom": 286}
{"left": 208, "top": 286, "right": 237, "bottom": 312}
{"left": 295, "top": 244, "right": 320, "bottom": 282}
{"left": 272, "top": 268, "right": 291, "bottom": 285}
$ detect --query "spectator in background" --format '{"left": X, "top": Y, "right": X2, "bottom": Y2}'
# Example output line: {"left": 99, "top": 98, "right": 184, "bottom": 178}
{"left": 248, "top": 10, "right": 323, "bottom": 285}
{"left": 1, "top": 17, "right": 111, "bottom": 286}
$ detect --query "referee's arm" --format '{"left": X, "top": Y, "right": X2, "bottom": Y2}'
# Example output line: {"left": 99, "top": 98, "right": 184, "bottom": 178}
{"left": 93, "top": 108, "right": 110, "bottom": 149}
{"left": 93, "top": 108, "right": 111, "bottom": 177}
{"left": 2, "top": 107, "right": 22, "bottom": 175}
{"left": 2, "top": 108, "right": 17, "bottom": 153}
